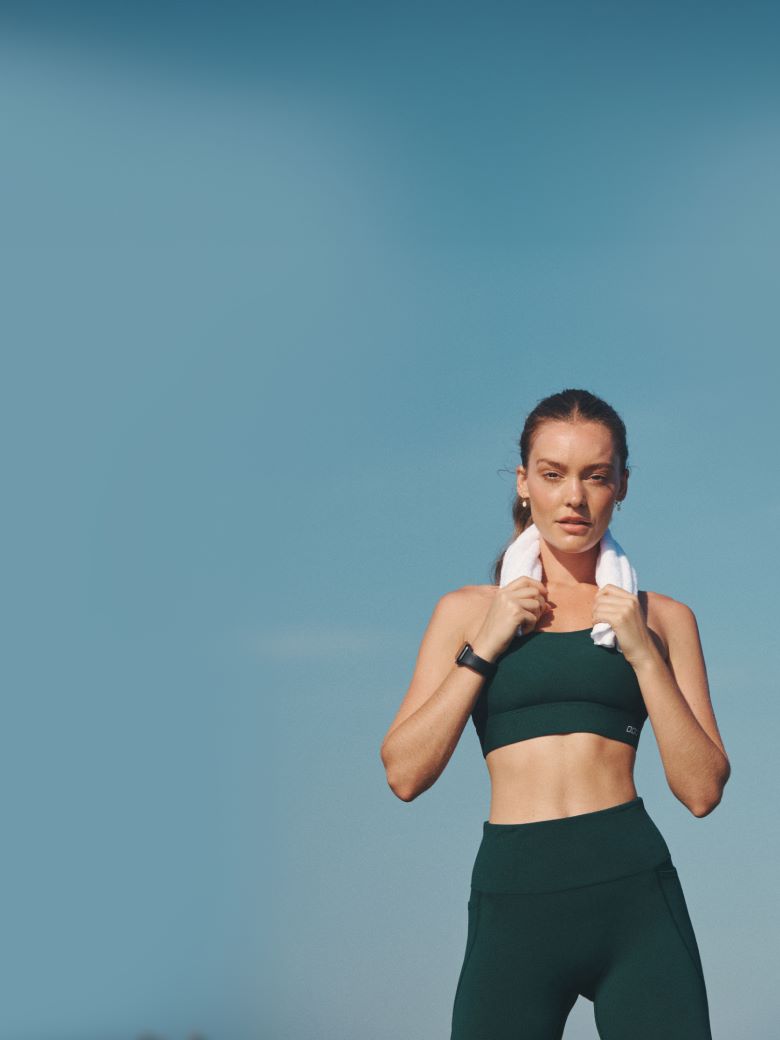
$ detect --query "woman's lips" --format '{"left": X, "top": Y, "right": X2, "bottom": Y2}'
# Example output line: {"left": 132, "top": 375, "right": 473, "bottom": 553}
{"left": 557, "top": 520, "right": 590, "bottom": 533}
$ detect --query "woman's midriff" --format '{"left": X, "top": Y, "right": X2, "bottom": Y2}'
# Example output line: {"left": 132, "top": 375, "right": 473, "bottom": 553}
{"left": 484, "top": 732, "right": 639, "bottom": 824}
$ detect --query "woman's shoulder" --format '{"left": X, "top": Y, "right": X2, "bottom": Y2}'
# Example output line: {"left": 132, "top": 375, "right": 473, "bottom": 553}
{"left": 436, "top": 584, "right": 497, "bottom": 641}
{"left": 641, "top": 588, "right": 692, "bottom": 622}
{"left": 449, "top": 583, "right": 498, "bottom": 609}
{"left": 641, "top": 589, "right": 694, "bottom": 659}
{"left": 440, "top": 582, "right": 497, "bottom": 603}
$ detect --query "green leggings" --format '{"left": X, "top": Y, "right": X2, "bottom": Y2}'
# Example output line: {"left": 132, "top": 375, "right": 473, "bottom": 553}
{"left": 450, "top": 797, "right": 712, "bottom": 1039}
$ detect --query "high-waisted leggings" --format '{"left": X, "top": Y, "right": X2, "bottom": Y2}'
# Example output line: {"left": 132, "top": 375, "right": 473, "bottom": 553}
{"left": 450, "top": 796, "right": 712, "bottom": 1039}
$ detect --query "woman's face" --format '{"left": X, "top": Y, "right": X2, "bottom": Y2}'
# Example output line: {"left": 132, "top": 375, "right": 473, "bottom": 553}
{"left": 517, "top": 420, "right": 627, "bottom": 551}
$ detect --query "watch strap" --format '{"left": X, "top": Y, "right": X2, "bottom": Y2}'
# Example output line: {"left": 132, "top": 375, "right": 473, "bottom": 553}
{"left": 455, "top": 641, "right": 497, "bottom": 679}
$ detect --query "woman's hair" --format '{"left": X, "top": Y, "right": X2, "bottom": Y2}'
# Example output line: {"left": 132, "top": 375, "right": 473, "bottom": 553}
{"left": 490, "top": 388, "right": 630, "bottom": 584}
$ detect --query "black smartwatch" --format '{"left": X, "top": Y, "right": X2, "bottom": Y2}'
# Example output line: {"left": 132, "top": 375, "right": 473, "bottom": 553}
{"left": 455, "top": 642, "right": 498, "bottom": 679}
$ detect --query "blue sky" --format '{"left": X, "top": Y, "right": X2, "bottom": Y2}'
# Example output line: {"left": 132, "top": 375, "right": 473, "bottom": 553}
{"left": 1, "top": 3, "right": 777, "bottom": 1038}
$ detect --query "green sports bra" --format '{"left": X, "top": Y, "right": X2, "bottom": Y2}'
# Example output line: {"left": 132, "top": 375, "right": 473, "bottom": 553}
{"left": 470, "top": 627, "right": 648, "bottom": 757}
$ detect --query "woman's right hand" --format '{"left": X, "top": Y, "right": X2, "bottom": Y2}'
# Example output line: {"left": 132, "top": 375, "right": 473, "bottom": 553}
{"left": 472, "top": 577, "right": 549, "bottom": 661}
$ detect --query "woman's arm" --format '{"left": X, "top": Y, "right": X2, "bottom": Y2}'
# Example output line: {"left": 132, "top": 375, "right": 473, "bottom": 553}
{"left": 632, "top": 600, "right": 731, "bottom": 816}
{"left": 379, "top": 589, "right": 495, "bottom": 802}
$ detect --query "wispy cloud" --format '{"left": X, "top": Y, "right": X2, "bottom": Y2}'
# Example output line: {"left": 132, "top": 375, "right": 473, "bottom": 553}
{"left": 238, "top": 623, "right": 405, "bottom": 660}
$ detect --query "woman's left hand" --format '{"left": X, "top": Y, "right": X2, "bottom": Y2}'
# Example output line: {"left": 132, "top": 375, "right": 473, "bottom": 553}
{"left": 593, "top": 585, "right": 655, "bottom": 667}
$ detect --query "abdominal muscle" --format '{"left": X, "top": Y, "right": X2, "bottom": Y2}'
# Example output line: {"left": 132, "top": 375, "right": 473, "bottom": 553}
{"left": 484, "top": 734, "right": 639, "bottom": 823}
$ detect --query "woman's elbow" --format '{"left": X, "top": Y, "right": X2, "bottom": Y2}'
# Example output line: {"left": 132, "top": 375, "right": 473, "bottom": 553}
{"left": 691, "top": 768, "right": 731, "bottom": 817}
{"left": 381, "top": 741, "right": 415, "bottom": 802}
{"left": 383, "top": 765, "right": 420, "bottom": 802}
{"left": 389, "top": 778, "right": 418, "bottom": 802}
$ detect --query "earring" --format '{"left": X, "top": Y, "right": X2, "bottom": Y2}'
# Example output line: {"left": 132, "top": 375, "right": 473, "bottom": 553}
{"left": 616, "top": 499, "right": 622, "bottom": 511}
{"left": 521, "top": 499, "right": 528, "bottom": 508}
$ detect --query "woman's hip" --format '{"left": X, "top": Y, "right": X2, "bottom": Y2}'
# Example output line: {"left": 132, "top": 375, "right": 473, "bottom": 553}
{"left": 470, "top": 795, "right": 673, "bottom": 894}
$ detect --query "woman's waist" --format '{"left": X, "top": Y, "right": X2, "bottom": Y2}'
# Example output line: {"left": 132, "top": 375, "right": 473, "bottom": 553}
{"left": 488, "top": 784, "right": 640, "bottom": 826}
{"left": 485, "top": 732, "right": 637, "bottom": 824}
{"left": 470, "top": 794, "right": 672, "bottom": 894}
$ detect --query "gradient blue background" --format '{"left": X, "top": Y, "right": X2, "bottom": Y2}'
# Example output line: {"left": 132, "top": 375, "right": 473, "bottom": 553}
{"left": 1, "top": 3, "right": 777, "bottom": 1037}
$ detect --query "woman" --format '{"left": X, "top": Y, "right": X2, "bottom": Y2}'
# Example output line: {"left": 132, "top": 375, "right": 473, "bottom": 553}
{"left": 380, "top": 388, "right": 730, "bottom": 1040}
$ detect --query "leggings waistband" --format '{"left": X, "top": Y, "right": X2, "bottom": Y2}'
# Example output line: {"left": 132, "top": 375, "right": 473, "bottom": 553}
{"left": 471, "top": 796, "right": 672, "bottom": 894}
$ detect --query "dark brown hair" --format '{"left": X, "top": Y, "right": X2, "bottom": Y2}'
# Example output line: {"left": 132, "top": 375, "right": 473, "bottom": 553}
{"left": 490, "top": 389, "right": 630, "bottom": 584}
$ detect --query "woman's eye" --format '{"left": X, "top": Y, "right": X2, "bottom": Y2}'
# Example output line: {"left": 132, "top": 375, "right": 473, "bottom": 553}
{"left": 543, "top": 472, "right": 607, "bottom": 482}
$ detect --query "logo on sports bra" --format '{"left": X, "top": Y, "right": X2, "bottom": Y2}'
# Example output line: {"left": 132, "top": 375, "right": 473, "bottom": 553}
{"left": 625, "top": 725, "right": 638, "bottom": 736}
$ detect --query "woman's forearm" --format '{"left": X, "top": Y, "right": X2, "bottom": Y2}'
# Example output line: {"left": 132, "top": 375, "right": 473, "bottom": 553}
{"left": 381, "top": 657, "right": 491, "bottom": 802}
{"left": 632, "top": 644, "right": 730, "bottom": 815}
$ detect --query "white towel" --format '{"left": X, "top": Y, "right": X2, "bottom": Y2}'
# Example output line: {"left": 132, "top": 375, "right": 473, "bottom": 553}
{"left": 498, "top": 522, "right": 638, "bottom": 653}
